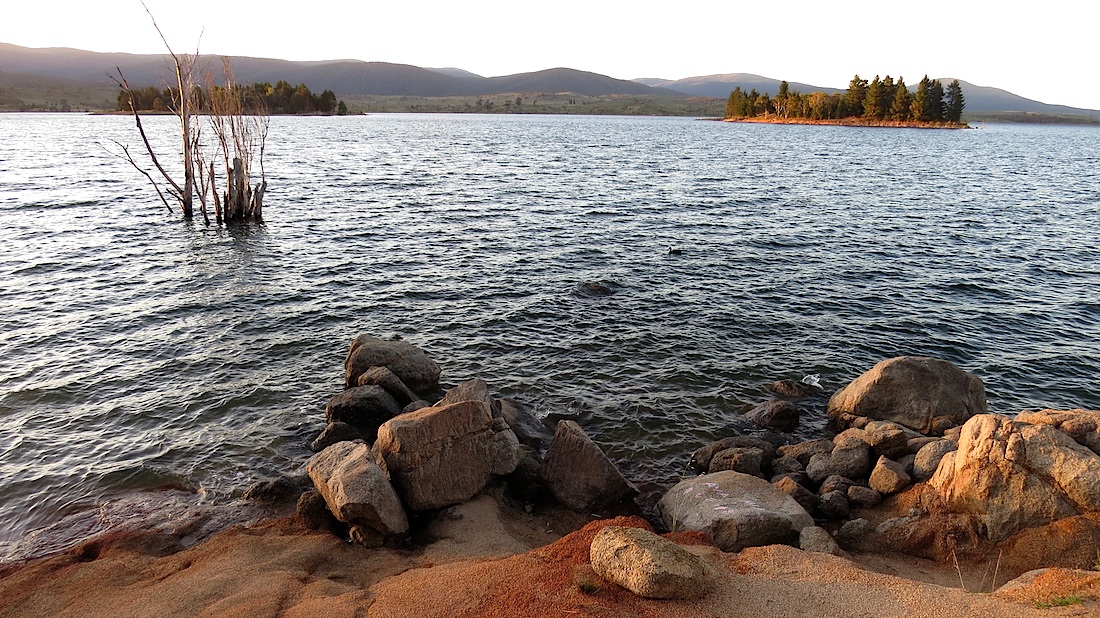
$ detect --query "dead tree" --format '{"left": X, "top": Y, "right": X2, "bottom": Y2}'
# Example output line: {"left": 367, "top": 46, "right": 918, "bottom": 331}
{"left": 111, "top": 4, "right": 267, "bottom": 224}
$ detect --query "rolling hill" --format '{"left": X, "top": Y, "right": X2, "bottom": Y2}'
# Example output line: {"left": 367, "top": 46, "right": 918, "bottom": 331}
{"left": 1, "top": 41, "right": 1097, "bottom": 119}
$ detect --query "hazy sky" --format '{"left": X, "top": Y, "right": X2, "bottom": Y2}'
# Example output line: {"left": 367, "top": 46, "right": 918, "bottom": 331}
{"left": 4, "top": 0, "right": 1098, "bottom": 110}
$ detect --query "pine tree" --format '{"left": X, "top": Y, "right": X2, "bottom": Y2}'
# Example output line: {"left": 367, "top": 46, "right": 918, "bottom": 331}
{"left": 945, "top": 79, "right": 965, "bottom": 123}
{"left": 928, "top": 79, "right": 945, "bottom": 122}
{"left": 879, "top": 76, "right": 895, "bottom": 119}
{"left": 889, "top": 77, "right": 911, "bottom": 121}
{"left": 863, "top": 75, "right": 883, "bottom": 119}
{"left": 911, "top": 75, "right": 931, "bottom": 121}
{"left": 845, "top": 75, "right": 868, "bottom": 118}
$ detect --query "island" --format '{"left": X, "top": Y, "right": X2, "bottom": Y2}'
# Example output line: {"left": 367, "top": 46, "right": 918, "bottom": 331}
{"left": 725, "top": 75, "right": 967, "bottom": 128}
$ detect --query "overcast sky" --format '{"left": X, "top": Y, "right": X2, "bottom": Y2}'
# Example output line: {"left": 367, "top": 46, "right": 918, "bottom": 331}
{"left": 4, "top": 0, "right": 1098, "bottom": 111}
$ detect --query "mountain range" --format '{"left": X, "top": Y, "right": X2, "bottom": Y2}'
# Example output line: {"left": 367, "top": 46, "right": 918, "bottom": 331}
{"left": 1, "top": 42, "right": 1097, "bottom": 117}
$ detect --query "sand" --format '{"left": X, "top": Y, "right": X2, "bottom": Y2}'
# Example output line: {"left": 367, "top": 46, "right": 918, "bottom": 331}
{"left": 0, "top": 491, "right": 1094, "bottom": 618}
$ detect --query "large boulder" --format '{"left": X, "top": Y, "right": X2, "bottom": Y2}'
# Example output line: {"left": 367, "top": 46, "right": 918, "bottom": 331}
{"left": 929, "top": 414, "right": 1100, "bottom": 541}
{"left": 344, "top": 334, "right": 441, "bottom": 393}
{"left": 658, "top": 471, "right": 814, "bottom": 552}
{"left": 374, "top": 399, "right": 515, "bottom": 511}
{"left": 806, "top": 441, "right": 870, "bottom": 484}
{"left": 744, "top": 400, "right": 800, "bottom": 432}
{"left": 540, "top": 420, "right": 638, "bottom": 512}
{"left": 1016, "top": 409, "right": 1100, "bottom": 456}
{"left": 325, "top": 385, "right": 401, "bottom": 441}
{"left": 498, "top": 397, "right": 552, "bottom": 448}
{"left": 356, "top": 365, "right": 418, "bottom": 406}
{"left": 305, "top": 441, "right": 408, "bottom": 538}
{"left": 589, "top": 526, "right": 711, "bottom": 600}
{"left": 827, "top": 356, "right": 988, "bottom": 434}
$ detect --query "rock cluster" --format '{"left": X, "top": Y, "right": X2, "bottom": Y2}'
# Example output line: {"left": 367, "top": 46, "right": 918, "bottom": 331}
{"left": 303, "top": 334, "right": 638, "bottom": 546}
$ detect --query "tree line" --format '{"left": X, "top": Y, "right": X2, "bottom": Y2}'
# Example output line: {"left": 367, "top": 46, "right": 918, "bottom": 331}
{"left": 118, "top": 80, "right": 348, "bottom": 115}
{"left": 726, "top": 75, "right": 965, "bottom": 123}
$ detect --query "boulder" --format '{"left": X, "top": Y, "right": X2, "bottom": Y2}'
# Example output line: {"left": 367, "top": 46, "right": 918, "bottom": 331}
{"left": 835, "top": 518, "right": 872, "bottom": 550}
{"left": 690, "top": 436, "right": 777, "bottom": 472}
{"left": 770, "top": 379, "right": 818, "bottom": 399}
{"left": 436, "top": 378, "right": 498, "bottom": 413}
{"left": 540, "top": 420, "right": 638, "bottom": 512}
{"left": 310, "top": 421, "right": 363, "bottom": 453}
{"left": 863, "top": 421, "right": 912, "bottom": 460}
{"left": 325, "top": 385, "right": 401, "bottom": 441}
{"left": 374, "top": 400, "right": 501, "bottom": 511}
{"left": 868, "top": 456, "right": 910, "bottom": 495}
{"left": 498, "top": 397, "right": 552, "bottom": 448}
{"left": 658, "top": 471, "right": 814, "bottom": 552}
{"left": 296, "top": 490, "right": 341, "bottom": 532}
{"left": 744, "top": 399, "right": 800, "bottom": 432}
{"left": 818, "top": 475, "right": 854, "bottom": 495}
{"left": 847, "top": 485, "right": 883, "bottom": 508}
{"left": 806, "top": 443, "right": 870, "bottom": 484}
{"left": 708, "top": 447, "right": 764, "bottom": 477}
{"left": 344, "top": 334, "right": 441, "bottom": 393}
{"left": 489, "top": 416, "right": 522, "bottom": 476}
{"left": 929, "top": 414, "right": 1100, "bottom": 541}
{"left": 911, "top": 439, "right": 958, "bottom": 482}
{"left": 826, "top": 356, "right": 988, "bottom": 434}
{"left": 773, "top": 476, "right": 817, "bottom": 513}
{"left": 799, "top": 526, "right": 841, "bottom": 555}
{"left": 1017, "top": 409, "right": 1100, "bottom": 456}
{"left": 305, "top": 441, "right": 408, "bottom": 538}
{"left": 777, "top": 439, "right": 834, "bottom": 467}
{"left": 589, "top": 526, "right": 711, "bottom": 600}
{"left": 771, "top": 454, "right": 803, "bottom": 476}
{"left": 356, "top": 365, "right": 418, "bottom": 406}
{"left": 816, "top": 490, "right": 850, "bottom": 519}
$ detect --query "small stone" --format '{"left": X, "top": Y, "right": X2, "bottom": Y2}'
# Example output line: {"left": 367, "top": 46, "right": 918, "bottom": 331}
{"left": 847, "top": 485, "right": 883, "bottom": 508}
{"left": 708, "top": 447, "right": 764, "bottom": 477}
{"left": 869, "top": 456, "right": 911, "bottom": 495}
{"left": 799, "top": 526, "right": 841, "bottom": 555}
{"left": 778, "top": 440, "right": 834, "bottom": 466}
{"left": 744, "top": 399, "right": 800, "bottom": 432}
{"left": 912, "top": 439, "right": 958, "bottom": 482}
{"left": 819, "top": 475, "right": 854, "bottom": 495}
{"left": 774, "top": 476, "right": 817, "bottom": 513}
{"left": 817, "top": 490, "right": 850, "bottom": 520}
{"left": 310, "top": 421, "right": 363, "bottom": 452}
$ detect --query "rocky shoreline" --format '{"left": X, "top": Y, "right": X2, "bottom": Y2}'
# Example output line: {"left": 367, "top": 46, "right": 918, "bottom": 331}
{"left": 3, "top": 334, "right": 1100, "bottom": 616}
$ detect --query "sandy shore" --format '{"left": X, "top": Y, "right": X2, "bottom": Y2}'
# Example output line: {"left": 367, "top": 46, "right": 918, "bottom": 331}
{"left": 2, "top": 488, "right": 1095, "bottom": 618}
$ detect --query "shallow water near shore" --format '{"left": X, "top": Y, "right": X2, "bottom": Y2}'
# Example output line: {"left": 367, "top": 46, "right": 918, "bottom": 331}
{"left": 1, "top": 113, "right": 1098, "bottom": 561}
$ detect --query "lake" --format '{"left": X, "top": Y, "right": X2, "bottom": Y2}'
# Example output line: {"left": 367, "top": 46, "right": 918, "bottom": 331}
{"left": 1, "top": 112, "right": 1098, "bottom": 561}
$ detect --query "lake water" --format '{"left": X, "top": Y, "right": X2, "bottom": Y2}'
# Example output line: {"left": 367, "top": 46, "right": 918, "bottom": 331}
{"left": 1, "top": 113, "right": 1098, "bottom": 561}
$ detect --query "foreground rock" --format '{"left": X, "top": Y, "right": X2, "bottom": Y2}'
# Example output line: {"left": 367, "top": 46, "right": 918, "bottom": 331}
{"left": 375, "top": 400, "right": 519, "bottom": 511}
{"left": 1016, "top": 408, "right": 1100, "bottom": 455}
{"left": 930, "top": 413, "right": 1100, "bottom": 541}
{"left": 305, "top": 441, "right": 408, "bottom": 539}
{"left": 658, "top": 471, "right": 814, "bottom": 552}
{"left": 540, "top": 420, "right": 639, "bottom": 512}
{"left": 344, "top": 334, "right": 441, "bottom": 392}
{"left": 827, "top": 356, "right": 987, "bottom": 434}
{"left": 589, "top": 525, "right": 711, "bottom": 599}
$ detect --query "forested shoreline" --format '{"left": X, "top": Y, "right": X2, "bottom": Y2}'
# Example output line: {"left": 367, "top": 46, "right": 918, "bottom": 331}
{"left": 726, "top": 75, "right": 965, "bottom": 125}
{"left": 117, "top": 80, "right": 348, "bottom": 115}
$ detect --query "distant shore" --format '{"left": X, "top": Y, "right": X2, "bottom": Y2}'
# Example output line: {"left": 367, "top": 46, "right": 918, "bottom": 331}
{"left": 725, "top": 116, "right": 969, "bottom": 129}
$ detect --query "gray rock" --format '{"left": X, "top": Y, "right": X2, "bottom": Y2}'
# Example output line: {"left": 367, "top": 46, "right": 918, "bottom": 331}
{"left": 296, "top": 489, "right": 339, "bottom": 531}
{"left": 744, "top": 399, "right": 800, "bottom": 432}
{"left": 489, "top": 416, "right": 522, "bottom": 476}
{"left": 344, "top": 334, "right": 441, "bottom": 393}
{"left": 708, "top": 447, "right": 765, "bottom": 477}
{"left": 777, "top": 439, "right": 834, "bottom": 467}
{"left": 771, "top": 379, "right": 818, "bottom": 399}
{"left": 436, "top": 378, "right": 499, "bottom": 415}
{"left": 374, "top": 400, "right": 500, "bottom": 511}
{"left": 356, "top": 365, "right": 418, "bottom": 406}
{"left": 540, "top": 420, "right": 638, "bottom": 512}
{"left": 773, "top": 475, "right": 817, "bottom": 513}
{"left": 907, "top": 436, "right": 941, "bottom": 454}
{"left": 771, "top": 454, "right": 804, "bottom": 475}
{"left": 827, "top": 356, "right": 988, "bottom": 434}
{"left": 799, "top": 526, "right": 841, "bottom": 555}
{"left": 325, "top": 385, "right": 401, "bottom": 441}
{"left": 498, "top": 397, "right": 552, "bottom": 448}
{"left": 833, "top": 428, "right": 871, "bottom": 451}
{"left": 847, "top": 485, "right": 883, "bottom": 508}
{"left": 590, "top": 526, "right": 711, "bottom": 600}
{"left": 863, "top": 421, "right": 911, "bottom": 460}
{"left": 806, "top": 443, "right": 870, "bottom": 484}
{"left": 659, "top": 471, "right": 813, "bottom": 552}
{"left": 402, "top": 399, "right": 431, "bottom": 414}
{"left": 912, "top": 439, "right": 958, "bottom": 482}
{"left": 306, "top": 441, "right": 408, "bottom": 537}
{"left": 310, "top": 421, "right": 363, "bottom": 453}
{"left": 868, "top": 456, "right": 911, "bottom": 495}
{"left": 690, "top": 436, "right": 777, "bottom": 473}
{"left": 836, "top": 518, "right": 872, "bottom": 550}
{"left": 818, "top": 475, "right": 854, "bottom": 495}
{"left": 816, "top": 490, "right": 850, "bottom": 519}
